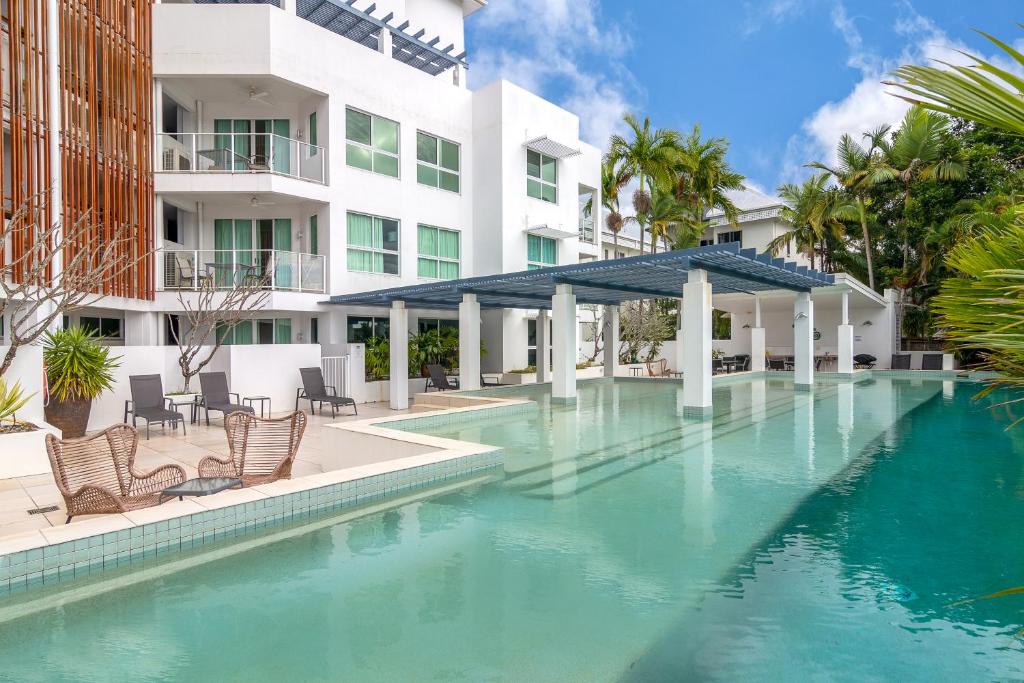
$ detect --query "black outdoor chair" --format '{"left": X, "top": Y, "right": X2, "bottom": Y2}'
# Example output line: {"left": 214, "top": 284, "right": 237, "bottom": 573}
{"left": 425, "top": 364, "right": 459, "bottom": 391}
{"left": 296, "top": 367, "right": 357, "bottom": 417}
{"left": 920, "top": 353, "right": 944, "bottom": 370}
{"left": 891, "top": 354, "right": 912, "bottom": 370}
{"left": 734, "top": 354, "right": 751, "bottom": 372}
{"left": 853, "top": 354, "right": 877, "bottom": 369}
{"left": 767, "top": 357, "right": 786, "bottom": 371}
{"left": 199, "top": 372, "right": 253, "bottom": 426}
{"left": 124, "top": 374, "right": 186, "bottom": 440}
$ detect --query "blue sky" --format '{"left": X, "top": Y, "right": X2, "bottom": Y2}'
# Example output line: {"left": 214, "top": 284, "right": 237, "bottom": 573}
{"left": 466, "top": 0, "right": 1022, "bottom": 194}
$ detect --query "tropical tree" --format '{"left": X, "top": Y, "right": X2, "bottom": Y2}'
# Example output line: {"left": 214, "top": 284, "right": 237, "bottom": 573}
{"left": 809, "top": 129, "right": 891, "bottom": 290}
{"left": 585, "top": 158, "right": 630, "bottom": 257}
{"left": 607, "top": 114, "right": 681, "bottom": 255}
{"left": 768, "top": 173, "right": 845, "bottom": 270}
{"left": 674, "top": 124, "right": 744, "bottom": 233}
{"left": 641, "top": 186, "right": 695, "bottom": 253}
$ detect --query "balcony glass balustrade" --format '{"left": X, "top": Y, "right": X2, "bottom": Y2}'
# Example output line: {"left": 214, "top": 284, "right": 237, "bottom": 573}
{"left": 161, "top": 249, "right": 325, "bottom": 293}
{"left": 157, "top": 133, "right": 326, "bottom": 184}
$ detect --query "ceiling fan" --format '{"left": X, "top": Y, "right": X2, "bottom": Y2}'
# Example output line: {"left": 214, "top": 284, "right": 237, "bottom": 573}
{"left": 249, "top": 195, "right": 277, "bottom": 208}
{"left": 247, "top": 85, "right": 273, "bottom": 107}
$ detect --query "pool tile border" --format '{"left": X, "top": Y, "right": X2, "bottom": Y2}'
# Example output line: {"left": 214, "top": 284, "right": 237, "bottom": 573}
{"left": 0, "top": 397, "right": 533, "bottom": 600}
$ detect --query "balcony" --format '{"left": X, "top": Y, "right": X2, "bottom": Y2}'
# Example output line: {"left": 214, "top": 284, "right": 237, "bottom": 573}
{"left": 161, "top": 249, "right": 325, "bottom": 293}
{"left": 157, "top": 133, "right": 326, "bottom": 184}
{"left": 579, "top": 216, "right": 595, "bottom": 244}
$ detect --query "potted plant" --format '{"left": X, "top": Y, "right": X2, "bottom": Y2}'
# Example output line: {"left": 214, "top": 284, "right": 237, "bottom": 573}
{"left": 43, "top": 326, "right": 120, "bottom": 438}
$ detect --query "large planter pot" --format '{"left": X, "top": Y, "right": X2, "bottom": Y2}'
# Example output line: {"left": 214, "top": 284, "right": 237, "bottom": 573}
{"left": 44, "top": 397, "right": 92, "bottom": 439}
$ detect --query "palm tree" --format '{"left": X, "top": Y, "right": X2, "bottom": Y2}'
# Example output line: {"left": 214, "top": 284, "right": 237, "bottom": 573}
{"left": 809, "top": 129, "right": 891, "bottom": 290}
{"left": 876, "top": 106, "right": 965, "bottom": 275}
{"left": 767, "top": 174, "right": 844, "bottom": 270}
{"left": 585, "top": 158, "right": 630, "bottom": 258}
{"left": 607, "top": 114, "right": 681, "bottom": 255}
{"left": 635, "top": 186, "right": 694, "bottom": 253}
{"left": 674, "top": 124, "right": 744, "bottom": 234}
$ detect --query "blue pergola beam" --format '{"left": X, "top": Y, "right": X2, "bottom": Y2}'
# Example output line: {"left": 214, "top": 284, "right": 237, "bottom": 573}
{"left": 690, "top": 259, "right": 811, "bottom": 292}
{"left": 552, "top": 276, "right": 683, "bottom": 299}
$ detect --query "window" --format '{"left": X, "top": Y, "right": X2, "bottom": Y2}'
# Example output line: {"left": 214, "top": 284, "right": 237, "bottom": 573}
{"left": 712, "top": 309, "right": 732, "bottom": 340}
{"left": 80, "top": 316, "right": 122, "bottom": 339}
{"left": 416, "top": 132, "right": 460, "bottom": 192}
{"left": 347, "top": 212, "right": 399, "bottom": 274}
{"left": 219, "top": 318, "right": 290, "bottom": 345}
{"left": 717, "top": 230, "right": 742, "bottom": 245}
{"left": 417, "top": 319, "right": 459, "bottom": 335}
{"left": 527, "top": 234, "right": 557, "bottom": 270}
{"left": 417, "top": 224, "right": 460, "bottom": 279}
{"left": 310, "top": 317, "right": 319, "bottom": 344}
{"left": 309, "top": 214, "right": 318, "bottom": 254}
{"left": 345, "top": 108, "right": 399, "bottom": 177}
{"left": 526, "top": 149, "right": 557, "bottom": 203}
{"left": 527, "top": 319, "right": 537, "bottom": 367}
{"left": 699, "top": 238, "right": 713, "bottom": 247}
{"left": 347, "top": 316, "right": 390, "bottom": 343}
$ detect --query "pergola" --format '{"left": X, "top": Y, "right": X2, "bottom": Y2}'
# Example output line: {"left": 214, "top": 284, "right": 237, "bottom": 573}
{"left": 326, "top": 244, "right": 846, "bottom": 415}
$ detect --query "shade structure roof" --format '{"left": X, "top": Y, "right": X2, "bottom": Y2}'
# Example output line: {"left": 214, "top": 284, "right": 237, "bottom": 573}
{"left": 326, "top": 244, "right": 836, "bottom": 311}
{"left": 524, "top": 136, "right": 581, "bottom": 159}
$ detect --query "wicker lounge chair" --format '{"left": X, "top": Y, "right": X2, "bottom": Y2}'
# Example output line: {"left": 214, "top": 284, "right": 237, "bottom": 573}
{"left": 198, "top": 411, "right": 307, "bottom": 486}
{"left": 646, "top": 358, "right": 669, "bottom": 377}
{"left": 45, "top": 425, "right": 186, "bottom": 523}
{"left": 124, "top": 374, "right": 187, "bottom": 439}
{"left": 891, "top": 354, "right": 912, "bottom": 369}
{"left": 199, "top": 372, "right": 254, "bottom": 426}
{"left": 921, "top": 353, "right": 944, "bottom": 370}
{"left": 425, "top": 364, "right": 459, "bottom": 391}
{"left": 296, "top": 367, "right": 357, "bottom": 416}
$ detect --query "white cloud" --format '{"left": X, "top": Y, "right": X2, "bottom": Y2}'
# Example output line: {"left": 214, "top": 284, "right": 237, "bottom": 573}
{"left": 780, "top": 1, "right": 1015, "bottom": 183}
{"left": 467, "top": 0, "right": 635, "bottom": 148}
{"left": 742, "top": 0, "right": 810, "bottom": 36}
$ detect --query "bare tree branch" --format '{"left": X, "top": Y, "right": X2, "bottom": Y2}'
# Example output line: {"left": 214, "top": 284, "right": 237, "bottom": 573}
{"left": 0, "top": 193, "right": 149, "bottom": 375}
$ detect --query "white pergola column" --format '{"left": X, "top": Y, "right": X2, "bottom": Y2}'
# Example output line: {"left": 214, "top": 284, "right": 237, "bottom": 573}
{"left": 673, "top": 298, "right": 685, "bottom": 374}
{"left": 750, "top": 295, "right": 765, "bottom": 372}
{"left": 794, "top": 291, "right": 814, "bottom": 389}
{"left": 551, "top": 284, "right": 577, "bottom": 401}
{"left": 536, "top": 309, "right": 551, "bottom": 383}
{"left": 389, "top": 301, "right": 409, "bottom": 410}
{"left": 458, "top": 293, "right": 481, "bottom": 391}
{"left": 682, "top": 269, "right": 712, "bottom": 418}
{"left": 838, "top": 290, "right": 854, "bottom": 374}
{"left": 602, "top": 304, "right": 619, "bottom": 378}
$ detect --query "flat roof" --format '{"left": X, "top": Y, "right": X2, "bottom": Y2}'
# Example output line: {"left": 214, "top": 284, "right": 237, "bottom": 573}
{"left": 326, "top": 243, "right": 836, "bottom": 310}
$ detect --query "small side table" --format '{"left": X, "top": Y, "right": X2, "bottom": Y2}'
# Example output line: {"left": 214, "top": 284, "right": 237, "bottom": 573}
{"left": 629, "top": 366, "right": 643, "bottom": 377}
{"left": 160, "top": 477, "right": 242, "bottom": 503}
{"left": 243, "top": 395, "right": 271, "bottom": 418}
{"left": 166, "top": 395, "right": 199, "bottom": 425}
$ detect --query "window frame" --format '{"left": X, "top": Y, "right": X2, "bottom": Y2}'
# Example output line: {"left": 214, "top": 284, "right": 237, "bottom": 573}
{"left": 79, "top": 316, "right": 123, "bottom": 340}
{"left": 346, "top": 211, "right": 401, "bottom": 276}
{"left": 416, "top": 223, "right": 461, "bottom": 280}
{"left": 416, "top": 131, "right": 461, "bottom": 194}
{"left": 526, "top": 149, "right": 557, "bottom": 204}
{"left": 345, "top": 107, "right": 400, "bottom": 178}
{"left": 346, "top": 315, "right": 390, "bottom": 343}
{"left": 527, "top": 234, "right": 558, "bottom": 270}
{"left": 716, "top": 230, "right": 742, "bottom": 245}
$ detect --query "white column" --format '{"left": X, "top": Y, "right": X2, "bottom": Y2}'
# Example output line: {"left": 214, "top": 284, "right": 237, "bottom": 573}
{"left": 458, "top": 294, "right": 481, "bottom": 391}
{"left": 673, "top": 299, "right": 685, "bottom": 374}
{"left": 536, "top": 309, "right": 550, "bottom": 383}
{"left": 124, "top": 312, "right": 159, "bottom": 346}
{"left": 682, "top": 269, "right": 712, "bottom": 417}
{"left": 838, "top": 290, "right": 854, "bottom": 374}
{"left": 551, "top": 284, "right": 577, "bottom": 401}
{"left": 389, "top": 301, "right": 409, "bottom": 410}
{"left": 794, "top": 291, "right": 814, "bottom": 389}
{"left": 602, "top": 304, "right": 619, "bottom": 378}
{"left": 750, "top": 295, "right": 765, "bottom": 372}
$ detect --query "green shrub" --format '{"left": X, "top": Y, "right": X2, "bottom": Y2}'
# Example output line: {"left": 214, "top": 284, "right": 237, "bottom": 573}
{"left": 43, "top": 327, "right": 120, "bottom": 402}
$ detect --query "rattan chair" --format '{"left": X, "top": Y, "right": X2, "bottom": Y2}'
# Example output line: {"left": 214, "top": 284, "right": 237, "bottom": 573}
{"left": 198, "top": 411, "right": 307, "bottom": 486}
{"left": 45, "top": 425, "right": 187, "bottom": 524}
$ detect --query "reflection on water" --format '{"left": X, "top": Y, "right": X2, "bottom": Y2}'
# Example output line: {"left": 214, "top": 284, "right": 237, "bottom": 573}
{"left": 0, "top": 378, "right": 1021, "bottom": 681}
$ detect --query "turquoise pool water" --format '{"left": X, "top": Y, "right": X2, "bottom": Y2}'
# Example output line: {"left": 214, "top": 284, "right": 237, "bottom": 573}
{"left": 1, "top": 377, "right": 1023, "bottom": 681}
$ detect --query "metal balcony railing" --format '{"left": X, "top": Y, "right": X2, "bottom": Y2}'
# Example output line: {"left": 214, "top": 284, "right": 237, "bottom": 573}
{"left": 157, "top": 133, "right": 326, "bottom": 184}
{"left": 578, "top": 216, "right": 595, "bottom": 243}
{"left": 161, "top": 249, "right": 326, "bottom": 293}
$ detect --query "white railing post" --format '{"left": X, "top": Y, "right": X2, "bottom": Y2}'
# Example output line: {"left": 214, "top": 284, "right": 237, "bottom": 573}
{"left": 270, "top": 251, "right": 276, "bottom": 290}
{"left": 192, "top": 250, "right": 199, "bottom": 289}
{"left": 191, "top": 133, "right": 197, "bottom": 171}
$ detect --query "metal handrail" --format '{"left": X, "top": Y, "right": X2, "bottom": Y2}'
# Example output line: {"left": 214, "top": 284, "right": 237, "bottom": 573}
{"left": 157, "top": 132, "right": 327, "bottom": 184}
{"left": 159, "top": 248, "right": 325, "bottom": 293}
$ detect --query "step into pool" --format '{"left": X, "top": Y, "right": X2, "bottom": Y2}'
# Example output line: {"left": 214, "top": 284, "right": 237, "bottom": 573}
{"left": 0, "top": 377, "right": 1021, "bottom": 681}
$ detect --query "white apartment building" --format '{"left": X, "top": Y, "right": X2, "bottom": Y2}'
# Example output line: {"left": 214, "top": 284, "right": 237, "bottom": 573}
{"left": 73, "top": 0, "right": 601, "bottom": 377}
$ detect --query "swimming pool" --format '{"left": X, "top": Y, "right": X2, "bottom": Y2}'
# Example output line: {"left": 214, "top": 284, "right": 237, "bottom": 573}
{"left": 0, "top": 377, "right": 1021, "bottom": 681}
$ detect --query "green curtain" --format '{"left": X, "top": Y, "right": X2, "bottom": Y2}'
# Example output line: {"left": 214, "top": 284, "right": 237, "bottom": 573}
{"left": 214, "top": 219, "right": 233, "bottom": 286}
{"left": 234, "top": 219, "right": 253, "bottom": 273}
{"left": 348, "top": 249, "right": 373, "bottom": 272}
{"left": 416, "top": 132, "right": 436, "bottom": 163}
{"left": 527, "top": 235, "right": 556, "bottom": 266}
{"left": 527, "top": 234, "right": 542, "bottom": 262}
{"left": 214, "top": 119, "right": 232, "bottom": 167}
{"left": 438, "top": 230, "right": 459, "bottom": 259}
{"left": 233, "top": 321, "right": 253, "bottom": 345}
{"left": 272, "top": 119, "right": 289, "bottom": 173}
{"left": 274, "top": 218, "right": 292, "bottom": 287}
{"left": 439, "top": 261, "right": 459, "bottom": 279}
{"left": 418, "top": 225, "right": 438, "bottom": 256}
{"left": 418, "top": 258, "right": 437, "bottom": 278}
{"left": 233, "top": 120, "right": 250, "bottom": 170}
{"left": 541, "top": 236, "right": 556, "bottom": 264}
{"left": 275, "top": 318, "right": 292, "bottom": 344}
{"left": 347, "top": 213, "right": 374, "bottom": 248}
{"left": 309, "top": 215, "right": 318, "bottom": 254}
